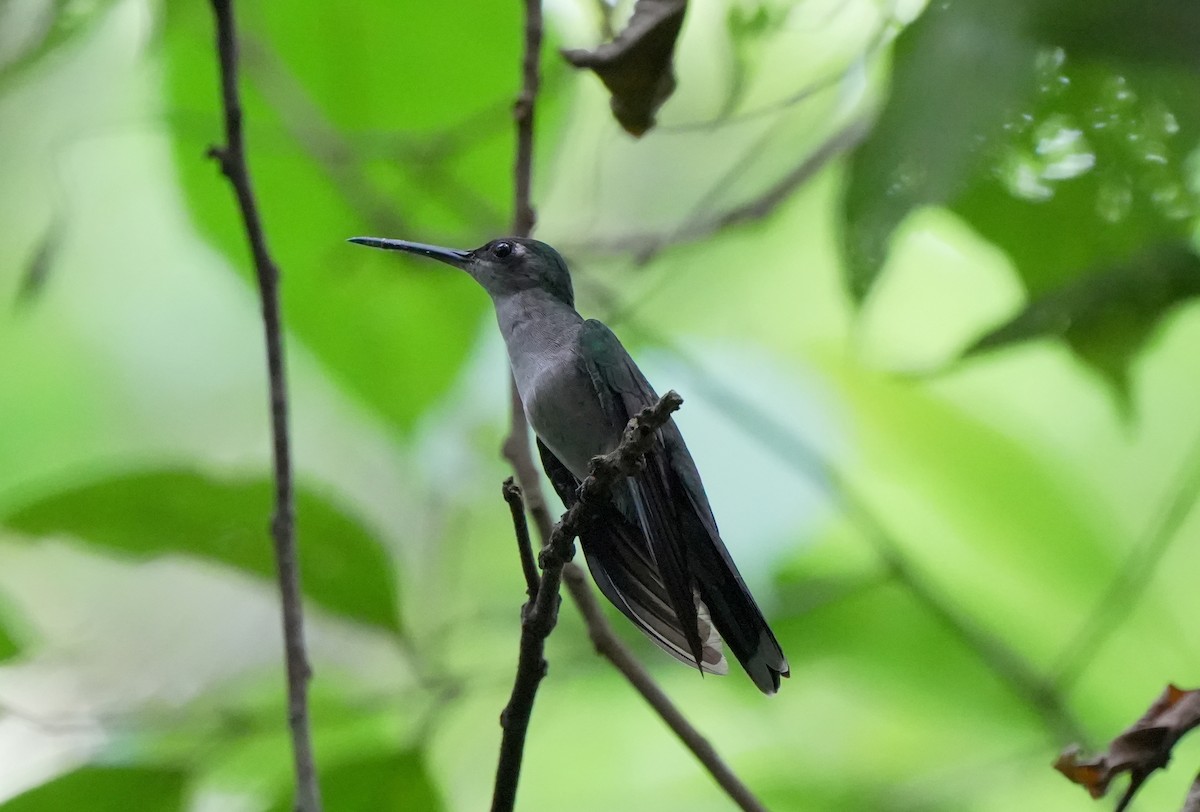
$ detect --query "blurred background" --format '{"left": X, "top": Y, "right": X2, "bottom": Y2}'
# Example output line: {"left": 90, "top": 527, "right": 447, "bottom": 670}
{"left": 2, "top": 0, "right": 1199, "bottom": 809}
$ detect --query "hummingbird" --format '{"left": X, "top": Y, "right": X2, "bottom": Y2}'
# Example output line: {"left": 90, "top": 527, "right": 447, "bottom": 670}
{"left": 349, "top": 235, "right": 789, "bottom": 693}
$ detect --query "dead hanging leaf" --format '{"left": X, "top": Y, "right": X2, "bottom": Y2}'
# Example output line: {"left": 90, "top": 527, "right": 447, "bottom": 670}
{"left": 562, "top": 0, "right": 687, "bottom": 137}
{"left": 1055, "top": 684, "right": 1200, "bottom": 811}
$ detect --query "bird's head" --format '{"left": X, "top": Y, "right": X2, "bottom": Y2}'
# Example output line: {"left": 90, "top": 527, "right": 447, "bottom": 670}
{"left": 349, "top": 236, "right": 574, "bottom": 307}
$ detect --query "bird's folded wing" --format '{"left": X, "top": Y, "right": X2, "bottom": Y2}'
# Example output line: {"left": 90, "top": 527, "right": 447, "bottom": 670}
{"left": 580, "top": 321, "right": 790, "bottom": 693}
{"left": 577, "top": 320, "right": 708, "bottom": 667}
{"left": 536, "top": 439, "right": 726, "bottom": 674}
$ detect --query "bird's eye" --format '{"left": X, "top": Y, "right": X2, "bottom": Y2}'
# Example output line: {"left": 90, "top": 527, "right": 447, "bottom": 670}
{"left": 491, "top": 241, "right": 513, "bottom": 258}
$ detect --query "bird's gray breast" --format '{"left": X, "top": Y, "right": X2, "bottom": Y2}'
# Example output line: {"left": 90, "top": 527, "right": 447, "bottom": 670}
{"left": 517, "top": 347, "right": 616, "bottom": 480}
{"left": 493, "top": 292, "right": 617, "bottom": 479}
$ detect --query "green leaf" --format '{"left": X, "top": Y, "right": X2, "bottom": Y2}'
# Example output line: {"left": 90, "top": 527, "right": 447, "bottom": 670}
{"left": 841, "top": 0, "right": 1039, "bottom": 299}
{"left": 4, "top": 470, "right": 401, "bottom": 633}
{"left": 157, "top": 0, "right": 507, "bottom": 433}
{"left": 949, "top": 61, "right": 1200, "bottom": 297}
{"left": 948, "top": 56, "right": 1200, "bottom": 392}
{"left": 265, "top": 750, "right": 443, "bottom": 812}
{"left": 843, "top": 0, "right": 1200, "bottom": 392}
{"left": 0, "top": 617, "right": 19, "bottom": 663}
{"left": 842, "top": 1, "right": 1200, "bottom": 298}
{"left": 964, "top": 243, "right": 1200, "bottom": 398}
{"left": 1035, "top": 0, "right": 1200, "bottom": 72}
{"left": 720, "top": 3, "right": 789, "bottom": 122}
{"left": 0, "top": 767, "right": 186, "bottom": 811}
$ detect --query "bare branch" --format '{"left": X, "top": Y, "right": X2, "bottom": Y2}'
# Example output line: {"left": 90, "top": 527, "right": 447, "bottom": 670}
{"left": 512, "top": 0, "right": 542, "bottom": 238}
{"left": 490, "top": 3, "right": 547, "bottom": 805}
{"left": 564, "top": 113, "right": 872, "bottom": 263}
{"left": 504, "top": 401, "right": 770, "bottom": 812}
{"left": 206, "top": 2, "right": 320, "bottom": 809}
{"left": 498, "top": 1, "right": 770, "bottom": 808}
{"left": 492, "top": 394, "right": 683, "bottom": 812}
{"left": 561, "top": 563, "right": 769, "bottom": 812}
{"left": 503, "top": 478, "right": 540, "bottom": 598}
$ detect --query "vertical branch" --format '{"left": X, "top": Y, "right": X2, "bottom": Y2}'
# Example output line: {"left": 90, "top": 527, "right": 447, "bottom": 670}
{"left": 501, "top": 0, "right": 553, "bottom": 550}
{"left": 502, "top": 0, "right": 551, "bottom": 531}
{"left": 492, "top": 4, "right": 547, "bottom": 808}
{"left": 512, "top": 0, "right": 543, "bottom": 239}
{"left": 206, "top": 2, "right": 321, "bottom": 810}
{"left": 498, "top": 2, "right": 770, "bottom": 810}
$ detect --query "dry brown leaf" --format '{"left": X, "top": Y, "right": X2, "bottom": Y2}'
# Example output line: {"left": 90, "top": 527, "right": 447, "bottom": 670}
{"left": 562, "top": 0, "right": 687, "bottom": 136}
{"left": 1055, "top": 685, "right": 1200, "bottom": 810}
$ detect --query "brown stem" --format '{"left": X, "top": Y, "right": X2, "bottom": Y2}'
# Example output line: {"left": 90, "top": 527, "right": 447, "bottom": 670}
{"left": 503, "top": 478, "right": 541, "bottom": 598}
{"left": 498, "top": 0, "right": 768, "bottom": 808}
{"left": 492, "top": 395, "right": 684, "bottom": 812}
{"left": 560, "top": 564, "right": 769, "bottom": 812}
{"left": 206, "top": 2, "right": 320, "bottom": 810}
{"left": 512, "top": 0, "right": 542, "bottom": 238}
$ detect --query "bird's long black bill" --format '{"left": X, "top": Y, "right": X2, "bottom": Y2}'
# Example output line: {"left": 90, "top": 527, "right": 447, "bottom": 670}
{"left": 347, "top": 237, "right": 470, "bottom": 268}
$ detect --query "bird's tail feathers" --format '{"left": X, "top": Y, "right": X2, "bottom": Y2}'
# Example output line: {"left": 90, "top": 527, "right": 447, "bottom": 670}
{"left": 581, "top": 516, "right": 727, "bottom": 676}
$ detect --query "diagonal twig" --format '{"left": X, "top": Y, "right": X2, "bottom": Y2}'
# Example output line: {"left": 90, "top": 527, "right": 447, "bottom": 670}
{"left": 591, "top": 301, "right": 1085, "bottom": 745}
{"left": 492, "top": 394, "right": 684, "bottom": 812}
{"left": 563, "top": 113, "right": 872, "bottom": 264}
{"left": 206, "top": 2, "right": 321, "bottom": 810}
{"left": 240, "top": 37, "right": 506, "bottom": 239}
{"left": 1051, "top": 427, "right": 1200, "bottom": 691}
{"left": 559, "top": 565, "right": 770, "bottom": 812}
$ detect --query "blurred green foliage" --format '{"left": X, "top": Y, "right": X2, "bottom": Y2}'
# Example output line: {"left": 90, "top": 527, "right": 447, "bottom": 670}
{"left": 843, "top": 0, "right": 1200, "bottom": 395}
{"left": 0, "top": 768, "right": 185, "bottom": 811}
{"left": 264, "top": 751, "right": 442, "bottom": 812}
{"left": 160, "top": 0, "right": 503, "bottom": 432}
{"left": 6, "top": 470, "right": 402, "bottom": 632}
{"left": 1, "top": 0, "right": 1199, "bottom": 810}
{"left": 0, "top": 0, "right": 122, "bottom": 90}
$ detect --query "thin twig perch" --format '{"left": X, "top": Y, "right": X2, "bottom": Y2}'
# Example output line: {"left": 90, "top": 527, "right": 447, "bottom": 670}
{"left": 492, "top": 393, "right": 683, "bottom": 812}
